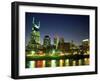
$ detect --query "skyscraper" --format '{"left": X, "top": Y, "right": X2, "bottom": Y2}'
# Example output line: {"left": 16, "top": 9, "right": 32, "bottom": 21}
{"left": 82, "top": 39, "right": 89, "bottom": 54}
{"left": 59, "top": 37, "right": 64, "bottom": 44}
{"left": 54, "top": 35, "right": 59, "bottom": 49}
{"left": 32, "top": 17, "right": 40, "bottom": 43}
{"left": 43, "top": 35, "right": 51, "bottom": 48}
{"left": 26, "top": 17, "right": 40, "bottom": 51}
{"left": 58, "top": 37, "right": 64, "bottom": 52}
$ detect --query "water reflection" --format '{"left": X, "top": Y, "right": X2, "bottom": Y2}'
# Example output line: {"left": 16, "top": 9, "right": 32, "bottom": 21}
{"left": 26, "top": 58, "right": 90, "bottom": 68}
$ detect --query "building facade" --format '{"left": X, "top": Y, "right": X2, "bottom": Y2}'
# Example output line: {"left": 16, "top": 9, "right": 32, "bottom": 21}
{"left": 26, "top": 17, "right": 41, "bottom": 51}
{"left": 43, "top": 35, "right": 51, "bottom": 48}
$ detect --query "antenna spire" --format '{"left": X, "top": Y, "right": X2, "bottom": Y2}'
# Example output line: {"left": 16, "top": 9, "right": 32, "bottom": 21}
{"left": 38, "top": 21, "right": 40, "bottom": 28}
{"left": 32, "top": 17, "right": 34, "bottom": 24}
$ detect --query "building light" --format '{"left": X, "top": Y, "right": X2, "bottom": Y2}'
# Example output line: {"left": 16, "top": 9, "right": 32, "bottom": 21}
{"left": 52, "top": 50, "right": 55, "bottom": 54}
{"left": 31, "top": 51, "right": 35, "bottom": 55}
{"left": 82, "top": 39, "right": 89, "bottom": 42}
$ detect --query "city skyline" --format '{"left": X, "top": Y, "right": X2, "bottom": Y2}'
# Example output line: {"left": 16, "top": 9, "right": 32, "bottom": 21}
{"left": 25, "top": 12, "right": 89, "bottom": 46}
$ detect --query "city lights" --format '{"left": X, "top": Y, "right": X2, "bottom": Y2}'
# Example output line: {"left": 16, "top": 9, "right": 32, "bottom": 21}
{"left": 25, "top": 16, "right": 90, "bottom": 68}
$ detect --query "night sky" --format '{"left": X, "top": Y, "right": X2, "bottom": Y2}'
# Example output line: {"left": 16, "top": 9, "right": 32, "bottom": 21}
{"left": 25, "top": 12, "right": 89, "bottom": 46}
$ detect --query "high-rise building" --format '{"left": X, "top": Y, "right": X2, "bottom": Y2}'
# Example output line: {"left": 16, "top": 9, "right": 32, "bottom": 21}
{"left": 82, "top": 39, "right": 89, "bottom": 46}
{"left": 26, "top": 17, "right": 40, "bottom": 51}
{"left": 54, "top": 35, "right": 59, "bottom": 49}
{"left": 31, "top": 17, "right": 40, "bottom": 44}
{"left": 58, "top": 42, "right": 71, "bottom": 53}
{"left": 43, "top": 35, "right": 51, "bottom": 48}
{"left": 82, "top": 39, "right": 89, "bottom": 54}
{"left": 58, "top": 37, "right": 64, "bottom": 52}
{"left": 59, "top": 37, "right": 64, "bottom": 44}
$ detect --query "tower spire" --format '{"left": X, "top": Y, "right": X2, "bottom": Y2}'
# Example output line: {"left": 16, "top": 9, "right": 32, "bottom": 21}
{"left": 32, "top": 17, "right": 34, "bottom": 24}
{"left": 38, "top": 21, "right": 40, "bottom": 28}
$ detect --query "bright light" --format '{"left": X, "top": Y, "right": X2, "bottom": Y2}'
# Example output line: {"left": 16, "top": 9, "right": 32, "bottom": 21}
{"left": 52, "top": 50, "right": 55, "bottom": 54}
{"left": 43, "top": 60, "right": 45, "bottom": 67}
{"left": 60, "top": 52, "right": 64, "bottom": 56}
{"left": 83, "top": 39, "right": 89, "bottom": 42}
{"left": 59, "top": 60, "right": 64, "bottom": 67}
{"left": 51, "top": 60, "right": 56, "bottom": 67}
{"left": 29, "top": 61, "right": 35, "bottom": 68}
{"left": 65, "top": 59, "right": 69, "bottom": 66}
{"left": 31, "top": 51, "right": 35, "bottom": 55}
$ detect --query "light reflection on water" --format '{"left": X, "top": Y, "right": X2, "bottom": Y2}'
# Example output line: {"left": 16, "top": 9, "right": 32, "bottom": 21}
{"left": 26, "top": 58, "right": 89, "bottom": 68}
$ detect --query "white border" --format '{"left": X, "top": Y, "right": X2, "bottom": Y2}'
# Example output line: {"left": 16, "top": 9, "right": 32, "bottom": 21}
{"left": 19, "top": 5, "right": 95, "bottom": 76}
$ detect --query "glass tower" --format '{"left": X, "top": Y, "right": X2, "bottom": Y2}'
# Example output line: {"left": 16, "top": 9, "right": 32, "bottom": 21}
{"left": 26, "top": 17, "right": 40, "bottom": 51}
{"left": 43, "top": 35, "right": 51, "bottom": 48}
